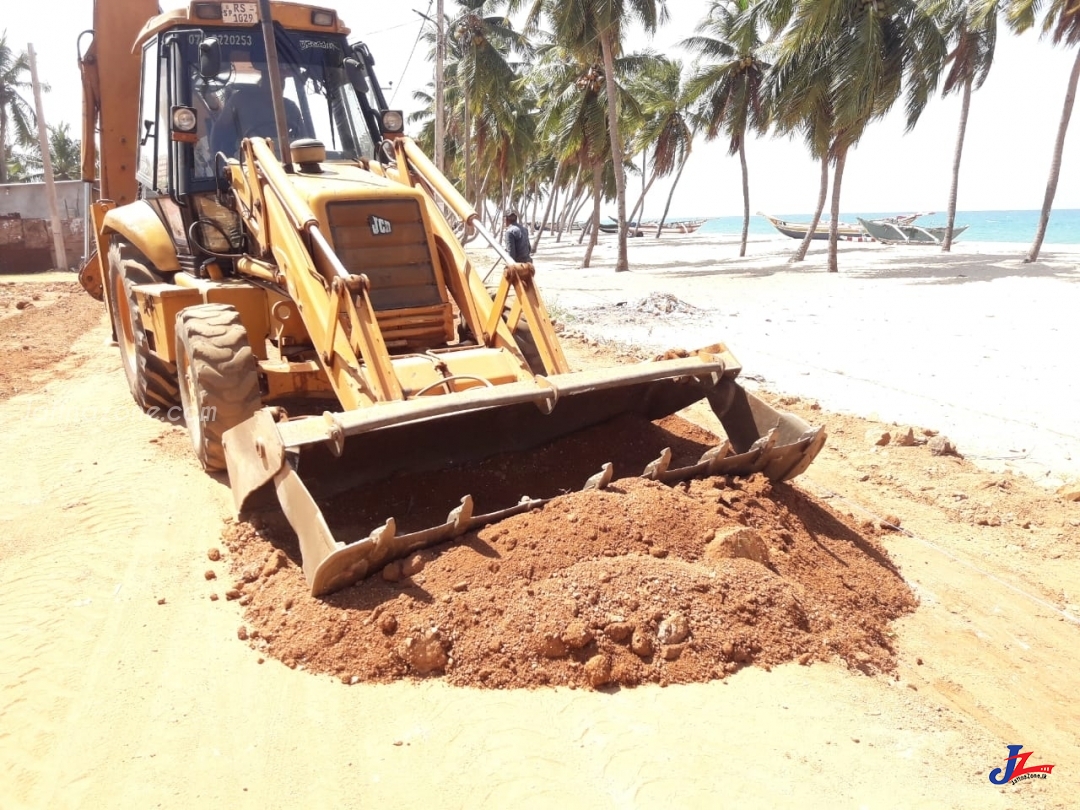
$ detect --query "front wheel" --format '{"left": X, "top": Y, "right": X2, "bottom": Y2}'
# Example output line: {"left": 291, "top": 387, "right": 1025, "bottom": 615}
{"left": 106, "top": 240, "right": 179, "bottom": 410}
{"left": 175, "top": 304, "right": 262, "bottom": 471}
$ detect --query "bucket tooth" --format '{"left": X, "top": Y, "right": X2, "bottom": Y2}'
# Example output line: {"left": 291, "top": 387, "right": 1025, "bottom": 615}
{"left": 708, "top": 429, "right": 776, "bottom": 477}
{"left": 698, "top": 441, "right": 732, "bottom": 467}
{"left": 643, "top": 448, "right": 673, "bottom": 480}
{"left": 583, "top": 463, "right": 614, "bottom": 491}
{"left": 761, "top": 426, "right": 827, "bottom": 481}
{"left": 312, "top": 501, "right": 477, "bottom": 596}
{"left": 649, "top": 440, "right": 735, "bottom": 485}
{"left": 471, "top": 495, "right": 546, "bottom": 525}
{"left": 448, "top": 494, "right": 475, "bottom": 533}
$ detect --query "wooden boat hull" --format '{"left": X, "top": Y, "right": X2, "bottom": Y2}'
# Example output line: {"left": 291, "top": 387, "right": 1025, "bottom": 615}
{"left": 599, "top": 219, "right": 706, "bottom": 236}
{"left": 759, "top": 213, "right": 872, "bottom": 242}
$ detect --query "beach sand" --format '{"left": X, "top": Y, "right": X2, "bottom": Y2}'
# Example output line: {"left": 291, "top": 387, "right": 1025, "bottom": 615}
{"left": 1, "top": 240, "right": 1078, "bottom": 810}
{"left": 529, "top": 230, "right": 1080, "bottom": 488}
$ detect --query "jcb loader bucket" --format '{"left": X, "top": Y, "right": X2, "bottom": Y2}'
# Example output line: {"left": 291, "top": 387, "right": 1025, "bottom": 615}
{"left": 223, "top": 347, "right": 825, "bottom": 597}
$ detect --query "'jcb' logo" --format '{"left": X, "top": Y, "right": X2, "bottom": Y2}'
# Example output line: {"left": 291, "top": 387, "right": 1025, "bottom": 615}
{"left": 368, "top": 215, "right": 392, "bottom": 235}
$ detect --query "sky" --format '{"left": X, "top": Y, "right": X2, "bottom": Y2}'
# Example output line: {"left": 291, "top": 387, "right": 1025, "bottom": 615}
{"left": 5, "top": 0, "right": 1078, "bottom": 218}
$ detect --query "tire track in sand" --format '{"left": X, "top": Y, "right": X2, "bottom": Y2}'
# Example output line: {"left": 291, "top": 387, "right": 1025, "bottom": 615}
{"left": 0, "top": 323, "right": 231, "bottom": 807}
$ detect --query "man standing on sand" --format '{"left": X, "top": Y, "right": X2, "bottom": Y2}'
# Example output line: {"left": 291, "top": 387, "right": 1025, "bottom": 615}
{"left": 504, "top": 212, "right": 532, "bottom": 264}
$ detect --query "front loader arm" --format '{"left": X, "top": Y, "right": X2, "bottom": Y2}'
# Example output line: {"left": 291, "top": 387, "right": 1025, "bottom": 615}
{"left": 391, "top": 137, "right": 570, "bottom": 375}
{"left": 233, "top": 137, "right": 403, "bottom": 409}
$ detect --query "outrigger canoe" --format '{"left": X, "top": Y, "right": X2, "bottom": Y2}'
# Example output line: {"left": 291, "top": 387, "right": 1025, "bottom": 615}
{"left": 857, "top": 215, "right": 969, "bottom": 245}
{"left": 758, "top": 212, "right": 873, "bottom": 242}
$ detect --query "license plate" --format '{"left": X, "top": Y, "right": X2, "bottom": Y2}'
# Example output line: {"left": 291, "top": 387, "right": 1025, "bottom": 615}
{"left": 221, "top": 2, "right": 259, "bottom": 24}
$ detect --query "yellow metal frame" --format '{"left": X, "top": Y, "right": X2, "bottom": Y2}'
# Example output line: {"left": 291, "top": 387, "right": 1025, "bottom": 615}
{"left": 101, "top": 201, "right": 182, "bottom": 272}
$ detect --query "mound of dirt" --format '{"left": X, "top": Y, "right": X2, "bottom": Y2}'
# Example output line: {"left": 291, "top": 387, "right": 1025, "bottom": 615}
{"left": 220, "top": 437, "right": 916, "bottom": 689}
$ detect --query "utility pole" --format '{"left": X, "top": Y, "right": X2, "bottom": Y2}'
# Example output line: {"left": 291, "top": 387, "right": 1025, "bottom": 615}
{"left": 28, "top": 43, "right": 68, "bottom": 271}
{"left": 435, "top": 0, "right": 446, "bottom": 173}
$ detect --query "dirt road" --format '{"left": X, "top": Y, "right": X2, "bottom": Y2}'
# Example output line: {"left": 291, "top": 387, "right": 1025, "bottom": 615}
{"left": 1, "top": 278, "right": 1076, "bottom": 808}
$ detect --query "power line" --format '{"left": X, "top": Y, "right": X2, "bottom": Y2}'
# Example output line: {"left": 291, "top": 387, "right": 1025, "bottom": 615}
{"left": 389, "top": 2, "right": 433, "bottom": 107}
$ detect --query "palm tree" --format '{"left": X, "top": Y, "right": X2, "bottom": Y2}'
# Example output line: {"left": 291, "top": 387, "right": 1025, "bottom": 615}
{"left": 937, "top": 1, "right": 998, "bottom": 251}
{"left": 766, "top": 42, "right": 835, "bottom": 263}
{"left": 531, "top": 44, "right": 613, "bottom": 267}
{"left": 444, "top": 2, "right": 532, "bottom": 208}
{"left": 625, "top": 55, "right": 695, "bottom": 235}
{"left": 530, "top": 43, "right": 648, "bottom": 263}
{"left": 15, "top": 122, "right": 81, "bottom": 181}
{"left": 1000, "top": 0, "right": 1080, "bottom": 262}
{"left": 771, "top": 0, "right": 945, "bottom": 272}
{"left": 524, "top": 0, "right": 665, "bottom": 272}
{"left": 682, "top": 0, "right": 769, "bottom": 258}
{"left": 0, "top": 32, "right": 37, "bottom": 184}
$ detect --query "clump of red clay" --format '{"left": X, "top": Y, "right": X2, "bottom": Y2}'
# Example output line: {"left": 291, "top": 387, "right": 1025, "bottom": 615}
{"left": 219, "top": 415, "right": 915, "bottom": 689}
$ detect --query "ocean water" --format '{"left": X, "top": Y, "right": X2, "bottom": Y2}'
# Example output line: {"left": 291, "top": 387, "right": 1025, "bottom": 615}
{"left": 697, "top": 209, "right": 1080, "bottom": 244}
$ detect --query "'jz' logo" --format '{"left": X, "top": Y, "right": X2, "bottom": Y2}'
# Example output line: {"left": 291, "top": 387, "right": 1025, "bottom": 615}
{"left": 369, "top": 215, "right": 392, "bottom": 235}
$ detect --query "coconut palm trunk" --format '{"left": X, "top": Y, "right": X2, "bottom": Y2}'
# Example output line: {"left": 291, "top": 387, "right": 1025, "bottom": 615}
{"left": 943, "top": 76, "right": 973, "bottom": 252}
{"left": 0, "top": 116, "right": 8, "bottom": 183}
{"left": 582, "top": 162, "right": 603, "bottom": 267}
{"left": 600, "top": 30, "right": 629, "bottom": 272}
{"left": 533, "top": 161, "right": 564, "bottom": 251}
{"left": 828, "top": 147, "right": 848, "bottom": 274}
{"left": 629, "top": 169, "right": 659, "bottom": 229}
{"left": 737, "top": 139, "right": 750, "bottom": 257}
{"left": 655, "top": 147, "right": 690, "bottom": 238}
{"left": 1026, "top": 47, "right": 1080, "bottom": 263}
{"left": 463, "top": 87, "right": 474, "bottom": 207}
{"left": 791, "top": 155, "right": 830, "bottom": 263}
{"left": 557, "top": 163, "right": 585, "bottom": 242}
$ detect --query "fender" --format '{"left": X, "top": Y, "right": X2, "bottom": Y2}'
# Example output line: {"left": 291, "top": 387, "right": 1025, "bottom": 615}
{"left": 102, "top": 200, "right": 181, "bottom": 272}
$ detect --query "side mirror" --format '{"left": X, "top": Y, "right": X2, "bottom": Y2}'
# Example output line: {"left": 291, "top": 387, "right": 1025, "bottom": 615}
{"left": 198, "top": 37, "right": 221, "bottom": 79}
{"left": 344, "top": 58, "right": 368, "bottom": 93}
{"left": 350, "top": 42, "right": 374, "bottom": 65}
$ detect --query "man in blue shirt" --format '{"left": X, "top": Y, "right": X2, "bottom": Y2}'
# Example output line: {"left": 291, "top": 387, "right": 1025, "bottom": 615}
{"left": 503, "top": 212, "right": 532, "bottom": 264}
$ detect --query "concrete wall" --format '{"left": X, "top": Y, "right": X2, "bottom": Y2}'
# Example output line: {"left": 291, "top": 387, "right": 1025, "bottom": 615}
{"left": 0, "top": 181, "right": 85, "bottom": 272}
{"left": 0, "top": 180, "right": 84, "bottom": 220}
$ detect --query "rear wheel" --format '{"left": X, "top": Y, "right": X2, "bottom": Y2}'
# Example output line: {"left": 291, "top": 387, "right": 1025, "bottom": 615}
{"left": 106, "top": 239, "right": 180, "bottom": 411}
{"left": 510, "top": 312, "right": 544, "bottom": 375}
{"left": 175, "top": 304, "right": 262, "bottom": 471}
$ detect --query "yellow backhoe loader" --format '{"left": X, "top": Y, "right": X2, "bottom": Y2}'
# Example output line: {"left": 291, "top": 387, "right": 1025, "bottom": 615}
{"left": 78, "top": 0, "right": 825, "bottom": 596}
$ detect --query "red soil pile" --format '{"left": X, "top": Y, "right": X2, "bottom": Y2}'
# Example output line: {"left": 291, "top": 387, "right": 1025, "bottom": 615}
{"left": 218, "top": 414, "right": 916, "bottom": 689}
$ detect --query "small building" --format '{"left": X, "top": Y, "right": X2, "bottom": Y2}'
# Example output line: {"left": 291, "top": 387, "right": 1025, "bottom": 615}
{"left": 0, "top": 180, "right": 85, "bottom": 273}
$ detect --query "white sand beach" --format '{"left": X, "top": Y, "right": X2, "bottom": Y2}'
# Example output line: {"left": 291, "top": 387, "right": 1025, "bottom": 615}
{"left": 528, "top": 231, "right": 1080, "bottom": 488}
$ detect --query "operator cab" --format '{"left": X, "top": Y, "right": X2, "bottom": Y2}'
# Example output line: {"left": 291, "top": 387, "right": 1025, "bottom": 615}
{"left": 137, "top": 25, "right": 384, "bottom": 196}
{"left": 133, "top": 14, "right": 393, "bottom": 266}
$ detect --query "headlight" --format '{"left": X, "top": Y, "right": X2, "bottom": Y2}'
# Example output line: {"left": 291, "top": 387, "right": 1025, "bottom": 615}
{"left": 172, "top": 106, "right": 198, "bottom": 133}
{"left": 381, "top": 110, "right": 404, "bottom": 134}
{"left": 311, "top": 9, "right": 336, "bottom": 26}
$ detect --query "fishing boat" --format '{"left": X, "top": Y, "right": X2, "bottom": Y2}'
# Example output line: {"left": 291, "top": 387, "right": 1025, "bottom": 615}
{"left": 759, "top": 212, "right": 873, "bottom": 242}
{"left": 857, "top": 214, "right": 968, "bottom": 245}
{"left": 599, "top": 218, "right": 707, "bottom": 236}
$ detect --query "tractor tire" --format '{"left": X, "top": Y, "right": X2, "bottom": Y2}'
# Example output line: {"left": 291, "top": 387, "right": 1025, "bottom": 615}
{"left": 511, "top": 313, "right": 545, "bottom": 376}
{"left": 106, "top": 239, "right": 180, "bottom": 411}
{"left": 175, "top": 304, "right": 262, "bottom": 472}
{"left": 496, "top": 295, "right": 544, "bottom": 375}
